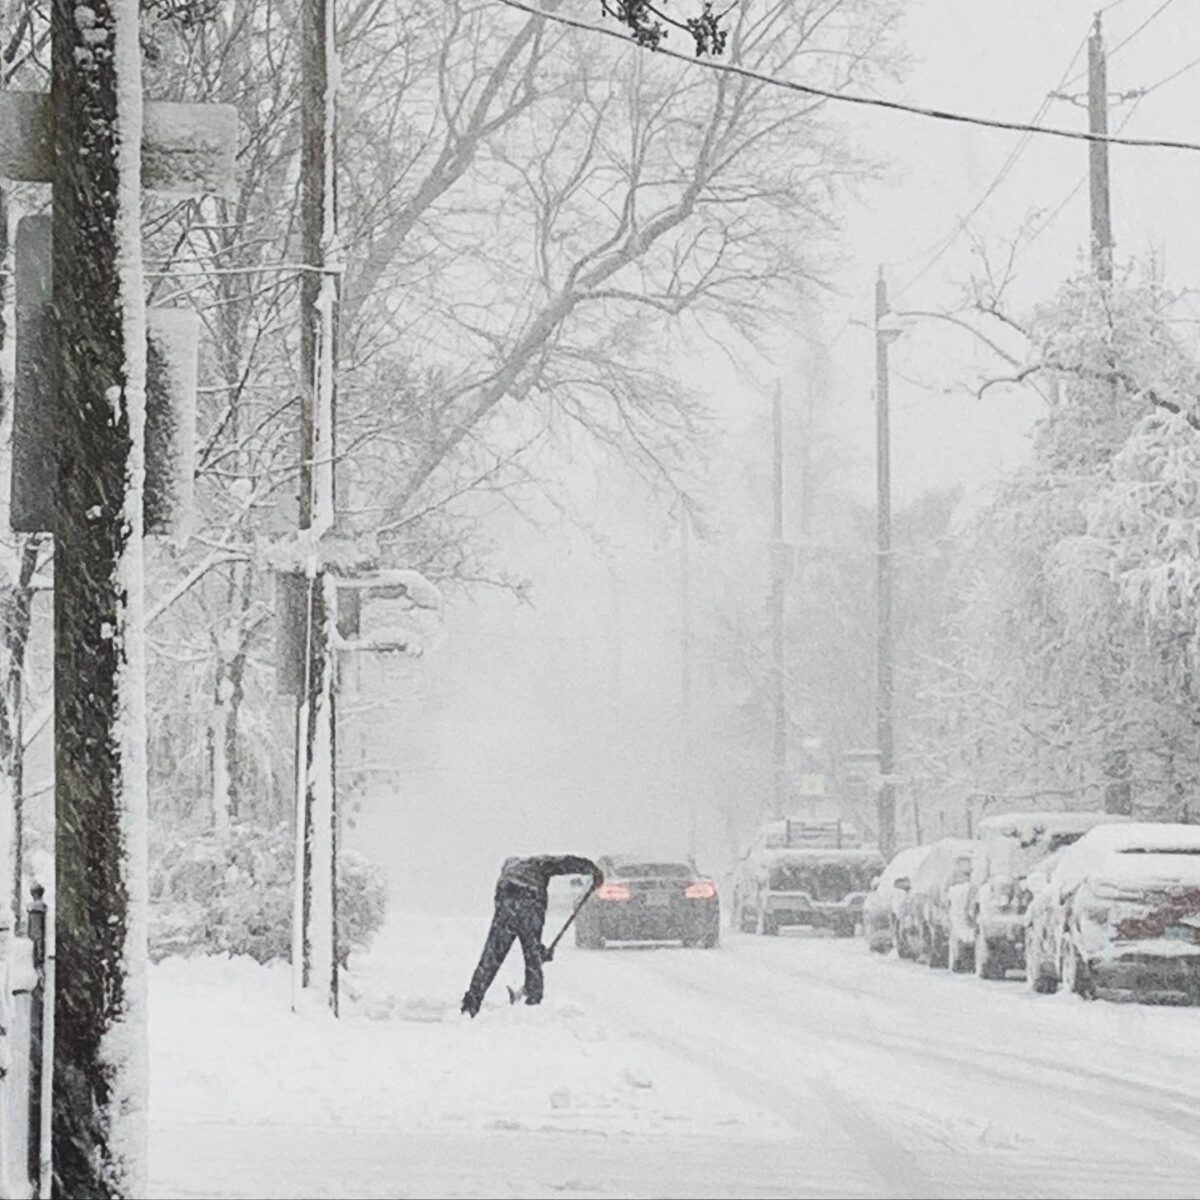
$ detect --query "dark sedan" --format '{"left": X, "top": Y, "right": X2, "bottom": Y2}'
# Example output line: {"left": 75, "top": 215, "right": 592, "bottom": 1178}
{"left": 574, "top": 856, "right": 720, "bottom": 949}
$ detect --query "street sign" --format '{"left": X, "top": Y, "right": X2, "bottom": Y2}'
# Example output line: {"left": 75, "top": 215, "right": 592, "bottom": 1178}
{"left": 11, "top": 217, "right": 200, "bottom": 535}
{"left": 0, "top": 91, "right": 237, "bottom": 195}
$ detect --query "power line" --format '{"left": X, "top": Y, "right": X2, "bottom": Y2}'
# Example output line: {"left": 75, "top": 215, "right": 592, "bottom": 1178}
{"left": 1141, "top": 53, "right": 1200, "bottom": 96}
{"left": 1018, "top": 90, "right": 1147, "bottom": 262}
{"left": 493, "top": 0, "right": 1200, "bottom": 153}
{"left": 1109, "top": 0, "right": 1177, "bottom": 59}
{"left": 1062, "top": 0, "right": 1179, "bottom": 88}
{"left": 892, "top": 28, "right": 1091, "bottom": 301}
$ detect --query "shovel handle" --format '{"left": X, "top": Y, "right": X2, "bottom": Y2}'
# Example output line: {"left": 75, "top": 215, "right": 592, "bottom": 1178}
{"left": 547, "top": 880, "right": 598, "bottom": 956}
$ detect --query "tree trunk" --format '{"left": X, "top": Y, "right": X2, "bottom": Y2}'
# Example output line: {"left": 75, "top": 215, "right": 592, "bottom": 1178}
{"left": 51, "top": 1, "right": 149, "bottom": 1195}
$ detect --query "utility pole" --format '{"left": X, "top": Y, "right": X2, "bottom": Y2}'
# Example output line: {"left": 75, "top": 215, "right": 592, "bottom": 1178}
{"left": 294, "top": 0, "right": 342, "bottom": 1013}
{"left": 770, "top": 382, "right": 787, "bottom": 820}
{"left": 875, "top": 269, "right": 896, "bottom": 857}
{"left": 1087, "top": 14, "right": 1113, "bottom": 283}
{"left": 679, "top": 507, "right": 695, "bottom": 857}
{"left": 1087, "top": 16, "right": 1133, "bottom": 814}
{"left": 51, "top": 2, "right": 149, "bottom": 1194}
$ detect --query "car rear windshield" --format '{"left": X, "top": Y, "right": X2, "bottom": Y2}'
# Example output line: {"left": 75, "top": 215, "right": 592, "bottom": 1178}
{"left": 613, "top": 862, "right": 692, "bottom": 878}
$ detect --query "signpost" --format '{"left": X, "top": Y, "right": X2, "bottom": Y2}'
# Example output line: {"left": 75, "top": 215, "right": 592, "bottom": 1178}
{"left": 0, "top": 15, "right": 237, "bottom": 1193}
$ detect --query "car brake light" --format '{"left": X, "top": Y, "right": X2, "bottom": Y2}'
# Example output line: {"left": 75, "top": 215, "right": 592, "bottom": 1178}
{"left": 597, "top": 883, "right": 631, "bottom": 901}
{"left": 685, "top": 881, "right": 717, "bottom": 900}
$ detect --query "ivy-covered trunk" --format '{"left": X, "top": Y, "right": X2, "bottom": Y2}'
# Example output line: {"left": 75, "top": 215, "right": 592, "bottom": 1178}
{"left": 51, "top": 1, "right": 149, "bottom": 1196}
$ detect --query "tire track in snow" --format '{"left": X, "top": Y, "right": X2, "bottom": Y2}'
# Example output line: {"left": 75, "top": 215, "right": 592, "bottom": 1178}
{"left": 561, "top": 939, "right": 1200, "bottom": 1197}
{"left": 564, "top": 947, "right": 954, "bottom": 1199}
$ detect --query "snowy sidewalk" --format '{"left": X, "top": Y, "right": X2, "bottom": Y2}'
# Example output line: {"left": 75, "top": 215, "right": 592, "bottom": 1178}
{"left": 148, "top": 916, "right": 785, "bottom": 1198}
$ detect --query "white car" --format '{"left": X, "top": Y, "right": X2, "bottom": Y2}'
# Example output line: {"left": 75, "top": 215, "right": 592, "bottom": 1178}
{"left": 1026, "top": 822, "right": 1200, "bottom": 1002}
{"left": 966, "top": 810, "right": 1130, "bottom": 980}
{"left": 862, "top": 845, "right": 933, "bottom": 955}
{"left": 732, "top": 820, "right": 883, "bottom": 937}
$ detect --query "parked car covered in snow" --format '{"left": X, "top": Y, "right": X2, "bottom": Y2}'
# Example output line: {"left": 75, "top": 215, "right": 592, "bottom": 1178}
{"left": 965, "top": 811, "right": 1128, "bottom": 980}
{"left": 573, "top": 855, "right": 720, "bottom": 949}
{"left": 1026, "top": 823, "right": 1200, "bottom": 1002}
{"left": 893, "top": 838, "right": 973, "bottom": 968}
{"left": 862, "top": 844, "right": 933, "bottom": 954}
{"left": 733, "top": 820, "right": 883, "bottom": 937}
{"left": 1020, "top": 847, "right": 1069, "bottom": 990}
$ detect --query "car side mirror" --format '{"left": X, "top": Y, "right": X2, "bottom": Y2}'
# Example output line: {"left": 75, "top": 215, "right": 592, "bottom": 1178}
{"left": 894, "top": 876, "right": 911, "bottom": 892}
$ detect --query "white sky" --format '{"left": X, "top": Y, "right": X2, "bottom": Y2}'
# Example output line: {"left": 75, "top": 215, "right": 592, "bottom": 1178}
{"left": 353, "top": 0, "right": 1200, "bottom": 896}
{"left": 684, "top": 0, "right": 1200, "bottom": 507}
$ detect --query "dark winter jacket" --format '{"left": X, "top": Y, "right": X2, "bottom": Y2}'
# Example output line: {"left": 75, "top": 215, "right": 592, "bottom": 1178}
{"left": 495, "top": 855, "right": 598, "bottom": 907}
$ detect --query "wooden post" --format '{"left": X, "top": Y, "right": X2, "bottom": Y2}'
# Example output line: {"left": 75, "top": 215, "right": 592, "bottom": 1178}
{"left": 294, "top": 0, "right": 341, "bottom": 1013}
{"left": 50, "top": 0, "right": 150, "bottom": 1195}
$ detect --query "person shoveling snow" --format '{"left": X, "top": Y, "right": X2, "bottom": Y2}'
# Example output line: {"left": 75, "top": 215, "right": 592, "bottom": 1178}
{"left": 461, "top": 855, "right": 603, "bottom": 1016}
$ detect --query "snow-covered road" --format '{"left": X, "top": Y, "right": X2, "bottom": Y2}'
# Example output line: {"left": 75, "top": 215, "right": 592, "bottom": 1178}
{"left": 150, "top": 919, "right": 1200, "bottom": 1199}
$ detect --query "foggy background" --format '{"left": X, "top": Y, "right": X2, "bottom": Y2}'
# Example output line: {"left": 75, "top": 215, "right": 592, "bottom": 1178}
{"left": 340, "top": 0, "right": 1200, "bottom": 912}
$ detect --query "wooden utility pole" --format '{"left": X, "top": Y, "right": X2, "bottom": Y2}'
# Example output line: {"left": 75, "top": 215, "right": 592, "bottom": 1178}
{"left": 294, "top": 0, "right": 342, "bottom": 1013}
{"left": 679, "top": 507, "right": 695, "bottom": 857}
{"left": 770, "top": 383, "right": 787, "bottom": 819}
{"left": 1088, "top": 15, "right": 1113, "bottom": 283}
{"left": 1087, "top": 16, "right": 1132, "bottom": 814}
{"left": 51, "top": 1, "right": 149, "bottom": 1194}
{"left": 874, "top": 269, "right": 896, "bottom": 857}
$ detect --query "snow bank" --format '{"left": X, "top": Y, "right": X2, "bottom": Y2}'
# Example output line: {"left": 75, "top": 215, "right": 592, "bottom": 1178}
{"left": 149, "top": 915, "right": 771, "bottom": 1140}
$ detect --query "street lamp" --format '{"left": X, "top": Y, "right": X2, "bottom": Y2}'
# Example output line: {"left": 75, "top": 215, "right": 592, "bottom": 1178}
{"left": 874, "top": 269, "right": 902, "bottom": 857}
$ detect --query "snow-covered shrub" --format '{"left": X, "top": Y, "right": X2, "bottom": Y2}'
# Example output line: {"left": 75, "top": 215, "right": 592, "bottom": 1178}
{"left": 149, "top": 822, "right": 387, "bottom": 966}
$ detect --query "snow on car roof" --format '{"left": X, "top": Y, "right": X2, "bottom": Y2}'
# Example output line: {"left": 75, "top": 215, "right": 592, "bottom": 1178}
{"left": 976, "top": 810, "right": 1129, "bottom": 839}
{"left": 1052, "top": 823, "right": 1200, "bottom": 891}
{"left": 879, "top": 844, "right": 933, "bottom": 883}
{"left": 1066, "top": 822, "right": 1200, "bottom": 853}
{"left": 1089, "top": 849, "right": 1200, "bottom": 890}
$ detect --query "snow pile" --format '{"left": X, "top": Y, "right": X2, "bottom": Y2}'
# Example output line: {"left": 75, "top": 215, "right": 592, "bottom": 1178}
{"left": 149, "top": 915, "right": 772, "bottom": 1140}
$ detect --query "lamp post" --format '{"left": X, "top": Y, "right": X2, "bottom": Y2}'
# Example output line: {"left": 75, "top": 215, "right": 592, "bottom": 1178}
{"left": 874, "top": 269, "right": 904, "bottom": 857}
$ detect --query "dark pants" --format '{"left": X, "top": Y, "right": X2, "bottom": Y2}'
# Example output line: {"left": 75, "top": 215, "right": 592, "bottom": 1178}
{"left": 466, "top": 885, "right": 547, "bottom": 1005}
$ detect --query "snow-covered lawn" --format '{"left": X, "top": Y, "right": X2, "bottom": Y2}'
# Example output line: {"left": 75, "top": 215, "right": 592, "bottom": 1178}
{"left": 149, "top": 916, "right": 780, "bottom": 1187}
{"left": 149, "top": 917, "right": 1200, "bottom": 1199}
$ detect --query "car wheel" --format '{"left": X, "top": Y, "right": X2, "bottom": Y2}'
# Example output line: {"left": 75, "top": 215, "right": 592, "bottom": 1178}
{"left": 894, "top": 917, "right": 916, "bottom": 960}
{"left": 868, "top": 930, "right": 889, "bottom": 954}
{"left": 926, "top": 923, "right": 949, "bottom": 969}
{"left": 975, "top": 931, "right": 1005, "bottom": 980}
{"left": 1025, "top": 934, "right": 1058, "bottom": 994}
{"left": 761, "top": 913, "right": 780, "bottom": 936}
{"left": 949, "top": 932, "right": 974, "bottom": 973}
{"left": 700, "top": 929, "right": 720, "bottom": 949}
{"left": 1061, "top": 938, "right": 1095, "bottom": 1000}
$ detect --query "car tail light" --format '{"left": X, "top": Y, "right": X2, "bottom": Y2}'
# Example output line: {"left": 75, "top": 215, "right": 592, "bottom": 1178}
{"left": 685, "top": 881, "right": 717, "bottom": 900}
{"left": 597, "top": 883, "right": 631, "bottom": 901}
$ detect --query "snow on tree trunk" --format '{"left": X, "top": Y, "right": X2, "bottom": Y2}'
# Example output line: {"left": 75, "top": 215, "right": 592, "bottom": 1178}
{"left": 306, "top": 573, "right": 337, "bottom": 1005}
{"left": 294, "top": 0, "right": 341, "bottom": 1013}
{"left": 51, "top": 1, "right": 149, "bottom": 1196}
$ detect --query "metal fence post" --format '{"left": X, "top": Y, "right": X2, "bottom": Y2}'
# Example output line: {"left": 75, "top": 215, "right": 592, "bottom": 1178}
{"left": 26, "top": 883, "right": 45, "bottom": 1195}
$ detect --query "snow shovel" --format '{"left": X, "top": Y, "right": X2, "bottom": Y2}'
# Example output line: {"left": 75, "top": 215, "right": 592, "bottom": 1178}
{"left": 507, "top": 881, "right": 598, "bottom": 1005}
